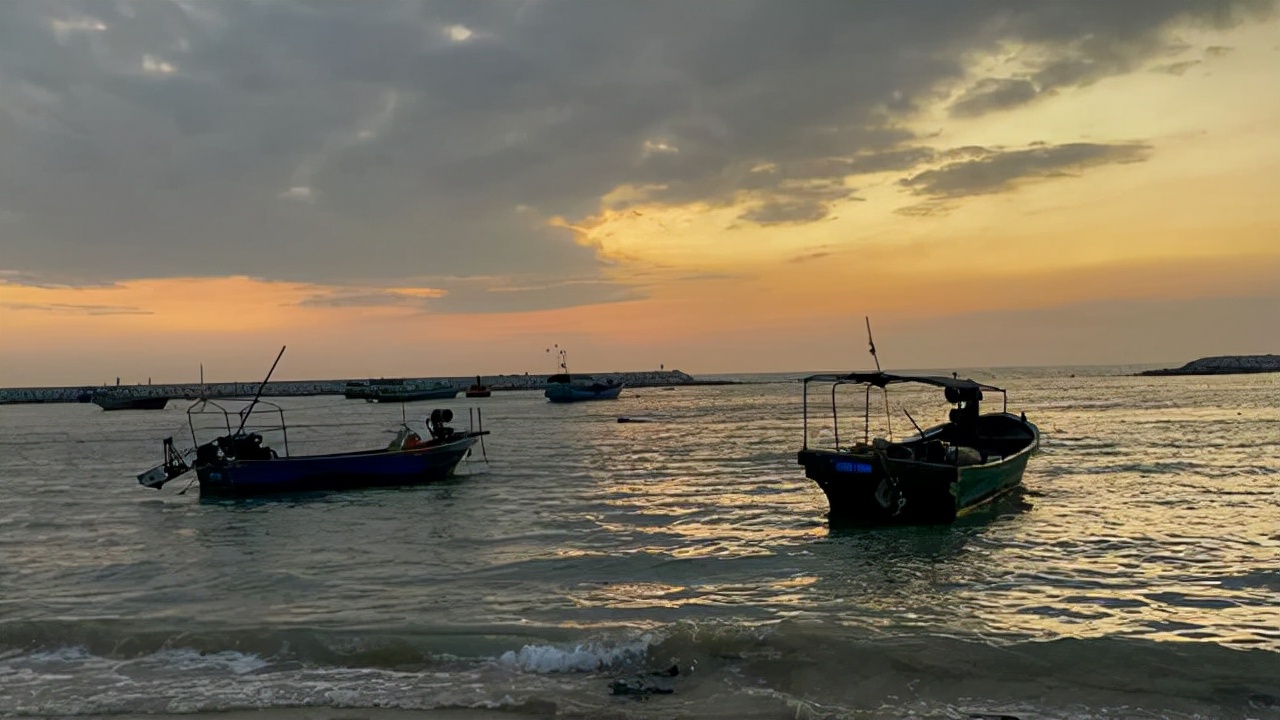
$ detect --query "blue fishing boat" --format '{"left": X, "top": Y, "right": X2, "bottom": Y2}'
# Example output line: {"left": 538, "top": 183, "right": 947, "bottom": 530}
{"left": 135, "top": 347, "right": 487, "bottom": 496}
{"left": 542, "top": 346, "right": 623, "bottom": 403}
{"left": 544, "top": 374, "right": 624, "bottom": 402}
{"left": 137, "top": 400, "right": 487, "bottom": 496}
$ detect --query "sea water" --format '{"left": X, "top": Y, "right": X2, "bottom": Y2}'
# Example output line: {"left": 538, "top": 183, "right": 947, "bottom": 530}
{"left": 1, "top": 368, "right": 1277, "bottom": 719}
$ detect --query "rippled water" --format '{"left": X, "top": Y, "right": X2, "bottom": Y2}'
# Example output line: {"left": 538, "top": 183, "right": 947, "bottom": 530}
{"left": 1, "top": 369, "right": 1277, "bottom": 719}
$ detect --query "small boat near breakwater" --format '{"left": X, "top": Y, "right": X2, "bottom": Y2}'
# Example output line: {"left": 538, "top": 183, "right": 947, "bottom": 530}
{"left": 90, "top": 387, "right": 171, "bottom": 411}
{"left": 543, "top": 346, "right": 624, "bottom": 402}
{"left": 344, "top": 378, "right": 460, "bottom": 402}
{"left": 465, "top": 376, "right": 491, "bottom": 398}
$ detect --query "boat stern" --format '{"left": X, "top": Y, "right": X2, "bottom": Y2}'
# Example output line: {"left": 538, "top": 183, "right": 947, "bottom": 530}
{"left": 798, "top": 448, "right": 960, "bottom": 524}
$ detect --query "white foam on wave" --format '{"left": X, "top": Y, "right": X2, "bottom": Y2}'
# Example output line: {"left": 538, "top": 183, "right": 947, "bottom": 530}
{"left": 141, "top": 648, "right": 271, "bottom": 676}
{"left": 20, "top": 646, "right": 93, "bottom": 665}
{"left": 497, "top": 636, "right": 654, "bottom": 673}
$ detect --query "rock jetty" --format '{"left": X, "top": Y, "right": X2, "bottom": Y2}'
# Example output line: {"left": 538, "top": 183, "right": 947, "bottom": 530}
{"left": 0, "top": 370, "right": 713, "bottom": 405}
{"left": 1139, "top": 354, "right": 1280, "bottom": 376}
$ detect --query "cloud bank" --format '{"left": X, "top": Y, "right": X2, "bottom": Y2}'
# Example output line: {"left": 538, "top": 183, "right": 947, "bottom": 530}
{"left": 0, "top": 0, "right": 1270, "bottom": 311}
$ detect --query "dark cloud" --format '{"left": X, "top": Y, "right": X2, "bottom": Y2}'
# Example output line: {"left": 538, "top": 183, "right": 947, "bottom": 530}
{"left": 950, "top": 78, "right": 1042, "bottom": 117}
{"left": 0, "top": 0, "right": 1272, "bottom": 311}
{"left": 736, "top": 178, "right": 856, "bottom": 225}
{"left": 946, "top": 1, "right": 1275, "bottom": 116}
{"left": 900, "top": 142, "right": 1152, "bottom": 199}
{"left": 1152, "top": 60, "right": 1202, "bottom": 75}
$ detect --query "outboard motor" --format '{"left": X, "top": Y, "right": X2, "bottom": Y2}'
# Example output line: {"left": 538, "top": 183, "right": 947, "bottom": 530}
{"left": 945, "top": 386, "right": 982, "bottom": 426}
{"left": 427, "top": 408, "right": 455, "bottom": 441}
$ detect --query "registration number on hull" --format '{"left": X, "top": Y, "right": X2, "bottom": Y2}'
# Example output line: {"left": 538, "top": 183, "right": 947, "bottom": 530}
{"left": 835, "top": 461, "right": 874, "bottom": 474}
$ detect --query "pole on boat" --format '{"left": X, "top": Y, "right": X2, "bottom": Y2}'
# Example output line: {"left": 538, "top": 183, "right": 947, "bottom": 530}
{"left": 234, "top": 345, "right": 286, "bottom": 436}
{"left": 865, "top": 316, "right": 881, "bottom": 372}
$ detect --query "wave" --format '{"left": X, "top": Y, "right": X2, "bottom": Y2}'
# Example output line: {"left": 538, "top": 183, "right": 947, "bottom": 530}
{"left": 3, "top": 620, "right": 1279, "bottom": 717}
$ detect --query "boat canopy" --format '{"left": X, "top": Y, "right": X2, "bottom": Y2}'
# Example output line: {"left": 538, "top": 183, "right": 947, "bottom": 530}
{"left": 802, "top": 371, "right": 1003, "bottom": 394}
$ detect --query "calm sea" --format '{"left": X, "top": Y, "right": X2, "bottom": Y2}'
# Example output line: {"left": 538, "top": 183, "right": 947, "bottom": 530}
{"left": 1, "top": 368, "right": 1277, "bottom": 719}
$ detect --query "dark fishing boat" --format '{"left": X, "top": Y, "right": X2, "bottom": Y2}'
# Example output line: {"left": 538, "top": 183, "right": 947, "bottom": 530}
{"left": 796, "top": 318, "right": 1037, "bottom": 524}
{"left": 136, "top": 347, "right": 487, "bottom": 496}
{"left": 465, "top": 376, "right": 491, "bottom": 398}
{"left": 91, "top": 388, "right": 171, "bottom": 411}
{"left": 797, "top": 371, "right": 1038, "bottom": 524}
{"left": 345, "top": 378, "right": 459, "bottom": 402}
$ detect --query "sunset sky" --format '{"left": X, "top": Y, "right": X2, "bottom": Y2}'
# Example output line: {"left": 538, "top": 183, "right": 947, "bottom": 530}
{"left": 1, "top": 1, "right": 1278, "bottom": 386}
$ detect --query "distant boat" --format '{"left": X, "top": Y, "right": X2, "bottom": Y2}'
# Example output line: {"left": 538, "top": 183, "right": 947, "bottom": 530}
{"left": 797, "top": 371, "right": 1038, "bottom": 524}
{"left": 136, "top": 399, "right": 486, "bottom": 496}
{"left": 91, "top": 388, "right": 170, "bottom": 411}
{"left": 545, "top": 374, "right": 624, "bottom": 403}
{"left": 345, "top": 378, "right": 459, "bottom": 402}
{"left": 465, "top": 376, "right": 491, "bottom": 398}
{"left": 542, "top": 347, "right": 623, "bottom": 403}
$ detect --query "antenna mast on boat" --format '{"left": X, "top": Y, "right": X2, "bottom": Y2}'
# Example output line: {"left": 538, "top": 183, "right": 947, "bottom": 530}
{"left": 865, "top": 317, "right": 881, "bottom": 372}
{"left": 546, "top": 344, "right": 568, "bottom": 373}
{"left": 235, "top": 345, "right": 286, "bottom": 436}
{"left": 865, "top": 317, "right": 893, "bottom": 440}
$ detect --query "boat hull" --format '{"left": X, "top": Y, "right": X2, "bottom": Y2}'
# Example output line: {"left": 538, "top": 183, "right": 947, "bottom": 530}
{"left": 196, "top": 435, "right": 479, "bottom": 496}
{"left": 93, "top": 395, "right": 170, "bottom": 411}
{"left": 368, "top": 387, "right": 460, "bottom": 402}
{"left": 798, "top": 419, "right": 1038, "bottom": 525}
{"left": 544, "top": 384, "right": 624, "bottom": 403}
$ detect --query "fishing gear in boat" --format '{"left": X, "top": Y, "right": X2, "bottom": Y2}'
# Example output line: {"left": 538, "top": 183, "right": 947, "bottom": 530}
{"left": 135, "top": 346, "right": 286, "bottom": 490}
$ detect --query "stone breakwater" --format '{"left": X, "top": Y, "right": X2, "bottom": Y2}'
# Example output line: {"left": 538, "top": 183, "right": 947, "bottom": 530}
{"left": 0, "top": 370, "right": 707, "bottom": 405}
{"left": 1139, "top": 354, "right": 1280, "bottom": 376}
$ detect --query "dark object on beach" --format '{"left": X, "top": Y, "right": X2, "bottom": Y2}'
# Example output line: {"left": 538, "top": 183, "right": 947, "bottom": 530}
{"left": 610, "top": 665, "right": 679, "bottom": 697}
{"left": 797, "top": 371, "right": 1038, "bottom": 525}
{"left": 969, "top": 715, "right": 1021, "bottom": 720}
{"left": 617, "top": 417, "right": 655, "bottom": 423}
{"left": 135, "top": 347, "right": 488, "bottom": 496}
{"left": 466, "top": 375, "right": 491, "bottom": 398}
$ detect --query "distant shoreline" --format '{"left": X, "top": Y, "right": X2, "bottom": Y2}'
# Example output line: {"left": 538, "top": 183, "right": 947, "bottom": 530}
{"left": 1137, "top": 354, "right": 1280, "bottom": 377}
{"left": 0, "top": 370, "right": 740, "bottom": 406}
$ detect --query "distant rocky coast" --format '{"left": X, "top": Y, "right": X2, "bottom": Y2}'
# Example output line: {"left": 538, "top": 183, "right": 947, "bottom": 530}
{"left": 0, "top": 370, "right": 721, "bottom": 405}
{"left": 1139, "top": 354, "right": 1280, "bottom": 376}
